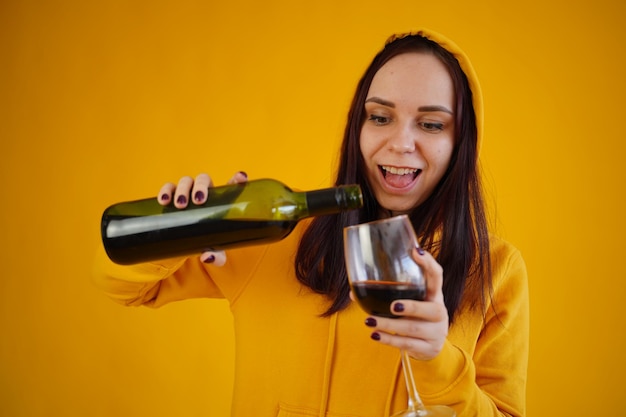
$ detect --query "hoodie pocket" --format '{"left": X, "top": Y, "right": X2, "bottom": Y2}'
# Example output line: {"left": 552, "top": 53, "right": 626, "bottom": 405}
{"left": 277, "top": 402, "right": 368, "bottom": 417}
{"left": 276, "top": 403, "right": 318, "bottom": 416}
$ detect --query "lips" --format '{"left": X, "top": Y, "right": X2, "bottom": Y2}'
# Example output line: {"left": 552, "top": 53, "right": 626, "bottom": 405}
{"left": 380, "top": 165, "right": 421, "bottom": 188}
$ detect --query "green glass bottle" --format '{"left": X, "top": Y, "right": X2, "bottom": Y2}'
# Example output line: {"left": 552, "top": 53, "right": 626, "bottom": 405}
{"left": 101, "top": 178, "right": 363, "bottom": 265}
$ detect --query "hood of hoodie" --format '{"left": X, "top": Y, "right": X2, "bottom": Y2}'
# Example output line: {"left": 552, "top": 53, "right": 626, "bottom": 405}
{"left": 386, "top": 29, "right": 484, "bottom": 151}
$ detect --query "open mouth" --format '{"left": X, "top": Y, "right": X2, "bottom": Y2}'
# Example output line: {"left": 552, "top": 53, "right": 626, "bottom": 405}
{"left": 380, "top": 165, "right": 421, "bottom": 188}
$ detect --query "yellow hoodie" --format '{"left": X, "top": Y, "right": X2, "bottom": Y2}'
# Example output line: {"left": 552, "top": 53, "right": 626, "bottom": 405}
{"left": 93, "top": 29, "right": 529, "bottom": 417}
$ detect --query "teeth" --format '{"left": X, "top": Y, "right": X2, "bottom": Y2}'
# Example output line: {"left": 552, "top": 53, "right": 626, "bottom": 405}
{"left": 382, "top": 166, "right": 418, "bottom": 175}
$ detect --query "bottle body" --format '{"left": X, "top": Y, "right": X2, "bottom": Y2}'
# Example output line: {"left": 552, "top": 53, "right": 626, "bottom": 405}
{"left": 101, "top": 178, "right": 362, "bottom": 265}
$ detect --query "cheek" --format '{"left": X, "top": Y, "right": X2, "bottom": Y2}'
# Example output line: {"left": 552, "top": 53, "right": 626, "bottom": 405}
{"left": 358, "top": 131, "right": 377, "bottom": 162}
{"left": 427, "top": 142, "right": 454, "bottom": 173}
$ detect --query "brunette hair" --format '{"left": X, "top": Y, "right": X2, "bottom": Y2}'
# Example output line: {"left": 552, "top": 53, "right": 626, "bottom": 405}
{"left": 295, "top": 34, "right": 492, "bottom": 323}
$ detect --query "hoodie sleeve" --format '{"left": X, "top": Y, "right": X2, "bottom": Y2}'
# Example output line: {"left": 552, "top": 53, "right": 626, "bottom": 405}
{"left": 92, "top": 241, "right": 274, "bottom": 308}
{"left": 407, "top": 241, "right": 529, "bottom": 417}
{"left": 92, "top": 245, "right": 224, "bottom": 307}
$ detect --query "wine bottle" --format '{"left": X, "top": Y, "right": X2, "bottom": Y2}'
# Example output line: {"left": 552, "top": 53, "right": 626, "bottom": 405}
{"left": 101, "top": 178, "right": 363, "bottom": 265}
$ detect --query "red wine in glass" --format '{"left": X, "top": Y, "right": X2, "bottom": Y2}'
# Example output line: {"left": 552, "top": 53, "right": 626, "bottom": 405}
{"left": 351, "top": 280, "right": 426, "bottom": 318}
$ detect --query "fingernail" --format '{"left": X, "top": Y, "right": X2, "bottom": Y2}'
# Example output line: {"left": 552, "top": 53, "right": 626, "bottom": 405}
{"left": 365, "top": 317, "right": 377, "bottom": 327}
{"left": 371, "top": 332, "right": 381, "bottom": 341}
{"left": 238, "top": 171, "right": 248, "bottom": 179}
{"left": 393, "top": 302, "right": 405, "bottom": 313}
{"left": 417, "top": 247, "right": 425, "bottom": 256}
{"left": 194, "top": 191, "right": 205, "bottom": 203}
{"left": 160, "top": 194, "right": 170, "bottom": 202}
{"left": 202, "top": 254, "right": 215, "bottom": 264}
{"left": 176, "top": 195, "right": 187, "bottom": 205}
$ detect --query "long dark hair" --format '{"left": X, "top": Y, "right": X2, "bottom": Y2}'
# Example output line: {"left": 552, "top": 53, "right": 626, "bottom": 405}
{"left": 295, "top": 34, "right": 492, "bottom": 323}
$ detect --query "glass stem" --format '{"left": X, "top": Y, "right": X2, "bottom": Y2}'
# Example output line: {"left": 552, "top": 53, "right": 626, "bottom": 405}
{"left": 401, "top": 349, "right": 426, "bottom": 414}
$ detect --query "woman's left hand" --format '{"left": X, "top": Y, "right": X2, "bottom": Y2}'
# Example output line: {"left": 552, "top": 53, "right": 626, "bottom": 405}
{"left": 365, "top": 247, "right": 450, "bottom": 361}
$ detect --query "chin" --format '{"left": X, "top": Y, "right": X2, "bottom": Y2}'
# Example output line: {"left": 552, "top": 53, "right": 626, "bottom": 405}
{"left": 379, "top": 200, "right": 419, "bottom": 216}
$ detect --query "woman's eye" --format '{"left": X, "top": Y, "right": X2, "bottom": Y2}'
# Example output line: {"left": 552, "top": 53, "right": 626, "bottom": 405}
{"left": 367, "top": 114, "right": 390, "bottom": 126}
{"left": 420, "top": 121, "right": 444, "bottom": 132}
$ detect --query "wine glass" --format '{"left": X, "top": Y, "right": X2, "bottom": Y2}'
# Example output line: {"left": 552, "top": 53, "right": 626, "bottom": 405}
{"left": 343, "top": 215, "right": 456, "bottom": 417}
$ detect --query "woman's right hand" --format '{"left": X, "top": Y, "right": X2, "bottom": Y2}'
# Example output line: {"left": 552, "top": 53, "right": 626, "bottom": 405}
{"left": 157, "top": 171, "right": 249, "bottom": 266}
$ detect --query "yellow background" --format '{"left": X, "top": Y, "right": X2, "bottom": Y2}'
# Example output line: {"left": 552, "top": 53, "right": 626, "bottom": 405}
{"left": 1, "top": 0, "right": 624, "bottom": 416}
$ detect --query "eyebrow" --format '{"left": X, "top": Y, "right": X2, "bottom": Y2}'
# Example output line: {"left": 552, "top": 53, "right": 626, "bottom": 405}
{"left": 365, "top": 96, "right": 453, "bottom": 115}
{"left": 418, "top": 105, "right": 454, "bottom": 115}
{"left": 365, "top": 97, "right": 395, "bottom": 107}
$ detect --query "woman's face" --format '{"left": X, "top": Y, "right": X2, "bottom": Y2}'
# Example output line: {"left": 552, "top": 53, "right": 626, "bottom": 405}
{"left": 360, "top": 52, "right": 455, "bottom": 215}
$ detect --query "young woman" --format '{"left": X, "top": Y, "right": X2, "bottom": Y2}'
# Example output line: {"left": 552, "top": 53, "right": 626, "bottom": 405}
{"left": 94, "top": 29, "right": 529, "bottom": 416}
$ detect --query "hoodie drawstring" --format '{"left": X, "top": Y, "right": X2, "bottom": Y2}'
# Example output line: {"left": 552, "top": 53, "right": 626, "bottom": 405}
{"left": 318, "top": 312, "right": 338, "bottom": 417}
{"left": 384, "top": 352, "right": 404, "bottom": 417}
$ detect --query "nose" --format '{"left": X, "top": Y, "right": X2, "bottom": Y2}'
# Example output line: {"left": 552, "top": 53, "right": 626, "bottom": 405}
{"left": 387, "top": 124, "right": 416, "bottom": 153}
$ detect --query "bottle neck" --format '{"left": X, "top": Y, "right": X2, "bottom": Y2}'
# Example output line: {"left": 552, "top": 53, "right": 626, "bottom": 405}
{"left": 305, "top": 185, "right": 362, "bottom": 217}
